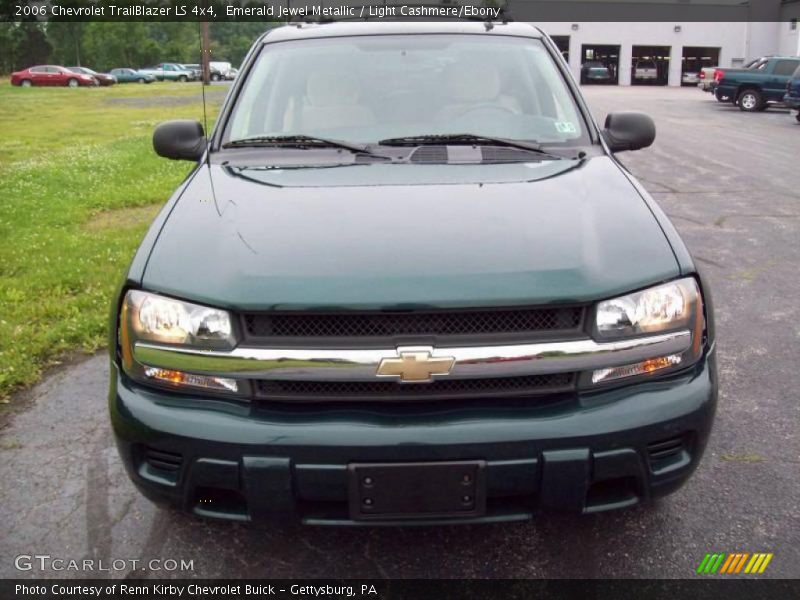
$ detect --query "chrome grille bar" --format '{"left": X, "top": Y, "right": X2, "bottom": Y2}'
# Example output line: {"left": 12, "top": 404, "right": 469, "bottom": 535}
{"left": 133, "top": 330, "right": 692, "bottom": 381}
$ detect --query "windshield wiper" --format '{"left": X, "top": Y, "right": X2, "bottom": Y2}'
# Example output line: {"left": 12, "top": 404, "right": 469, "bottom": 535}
{"left": 223, "top": 135, "right": 386, "bottom": 158}
{"left": 378, "top": 133, "right": 564, "bottom": 159}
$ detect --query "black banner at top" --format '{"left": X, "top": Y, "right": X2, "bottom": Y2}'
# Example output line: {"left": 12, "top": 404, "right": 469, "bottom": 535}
{"left": 1, "top": 0, "right": 796, "bottom": 22}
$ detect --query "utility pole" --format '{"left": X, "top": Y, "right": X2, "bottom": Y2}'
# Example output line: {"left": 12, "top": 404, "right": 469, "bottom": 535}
{"left": 201, "top": 21, "right": 210, "bottom": 86}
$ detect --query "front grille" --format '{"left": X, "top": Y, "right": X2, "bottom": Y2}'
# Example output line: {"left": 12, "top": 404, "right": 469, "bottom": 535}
{"left": 243, "top": 306, "right": 584, "bottom": 340}
{"left": 255, "top": 372, "right": 576, "bottom": 402}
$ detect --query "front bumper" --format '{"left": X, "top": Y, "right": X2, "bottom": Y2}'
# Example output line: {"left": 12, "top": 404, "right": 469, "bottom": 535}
{"left": 110, "top": 350, "right": 717, "bottom": 525}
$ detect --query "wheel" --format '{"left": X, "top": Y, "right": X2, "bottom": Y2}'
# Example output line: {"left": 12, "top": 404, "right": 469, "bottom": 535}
{"left": 737, "top": 89, "right": 763, "bottom": 112}
{"left": 796, "top": 114, "right": 800, "bottom": 123}
{"left": 211, "top": 73, "right": 220, "bottom": 82}
{"left": 67, "top": 78, "right": 78, "bottom": 88}
{"left": 138, "top": 78, "right": 145, "bottom": 84}
{"left": 20, "top": 79, "right": 32, "bottom": 88}
{"left": 179, "top": 75, "right": 188, "bottom": 82}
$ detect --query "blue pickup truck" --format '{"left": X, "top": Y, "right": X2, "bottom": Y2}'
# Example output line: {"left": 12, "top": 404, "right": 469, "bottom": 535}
{"left": 784, "top": 65, "right": 800, "bottom": 122}
{"left": 716, "top": 56, "right": 800, "bottom": 112}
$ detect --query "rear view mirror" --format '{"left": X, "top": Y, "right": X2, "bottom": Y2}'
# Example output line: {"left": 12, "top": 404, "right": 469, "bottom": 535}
{"left": 153, "top": 120, "right": 206, "bottom": 161}
{"left": 602, "top": 112, "right": 656, "bottom": 152}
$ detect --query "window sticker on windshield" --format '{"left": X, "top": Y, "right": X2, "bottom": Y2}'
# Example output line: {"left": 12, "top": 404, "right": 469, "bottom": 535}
{"left": 555, "top": 122, "right": 577, "bottom": 134}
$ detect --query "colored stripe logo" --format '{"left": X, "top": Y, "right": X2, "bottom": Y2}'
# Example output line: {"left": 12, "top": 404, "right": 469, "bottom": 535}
{"left": 696, "top": 553, "right": 773, "bottom": 574}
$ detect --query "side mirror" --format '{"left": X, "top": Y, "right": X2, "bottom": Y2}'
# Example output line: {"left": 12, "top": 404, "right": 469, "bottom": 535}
{"left": 153, "top": 120, "right": 206, "bottom": 161}
{"left": 602, "top": 112, "right": 656, "bottom": 152}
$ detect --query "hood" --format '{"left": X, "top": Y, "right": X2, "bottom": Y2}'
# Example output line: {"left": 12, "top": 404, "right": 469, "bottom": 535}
{"left": 141, "top": 157, "right": 680, "bottom": 310}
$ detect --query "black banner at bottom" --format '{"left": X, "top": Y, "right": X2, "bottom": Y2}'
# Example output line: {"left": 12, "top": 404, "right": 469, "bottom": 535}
{"left": 3, "top": 579, "right": 799, "bottom": 600}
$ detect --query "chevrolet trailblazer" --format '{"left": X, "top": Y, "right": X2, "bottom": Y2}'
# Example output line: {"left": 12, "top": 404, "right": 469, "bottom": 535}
{"left": 109, "top": 22, "right": 717, "bottom": 524}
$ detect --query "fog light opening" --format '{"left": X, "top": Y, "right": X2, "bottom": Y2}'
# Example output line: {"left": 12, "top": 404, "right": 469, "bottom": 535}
{"left": 143, "top": 367, "right": 238, "bottom": 393}
{"left": 592, "top": 354, "right": 682, "bottom": 384}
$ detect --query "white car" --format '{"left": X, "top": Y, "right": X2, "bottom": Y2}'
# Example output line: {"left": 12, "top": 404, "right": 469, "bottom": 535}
{"left": 681, "top": 71, "right": 700, "bottom": 85}
{"left": 698, "top": 66, "right": 718, "bottom": 91}
{"left": 633, "top": 60, "right": 658, "bottom": 80}
{"left": 209, "top": 61, "right": 235, "bottom": 81}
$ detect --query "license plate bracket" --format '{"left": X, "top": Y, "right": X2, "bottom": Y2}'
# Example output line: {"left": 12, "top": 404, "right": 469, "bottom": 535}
{"left": 348, "top": 461, "right": 486, "bottom": 521}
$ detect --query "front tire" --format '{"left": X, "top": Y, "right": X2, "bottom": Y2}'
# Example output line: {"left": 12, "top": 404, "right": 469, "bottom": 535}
{"left": 179, "top": 75, "right": 188, "bottom": 82}
{"left": 796, "top": 113, "right": 800, "bottom": 123}
{"left": 211, "top": 73, "right": 220, "bottom": 82}
{"left": 138, "top": 78, "right": 145, "bottom": 84}
{"left": 738, "top": 89, "right": 763, "bottom": 112}
{"left": 67, "top": 78, "right": 78, "bottom": 88}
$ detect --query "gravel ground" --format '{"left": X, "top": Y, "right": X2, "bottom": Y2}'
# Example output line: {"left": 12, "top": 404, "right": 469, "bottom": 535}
{"left": 1, "top": 86, "right": 798, "bottom": 580}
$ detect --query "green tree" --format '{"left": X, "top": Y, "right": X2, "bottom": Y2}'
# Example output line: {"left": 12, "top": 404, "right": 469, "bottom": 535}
{"left": 0, "top": 21, "right": 276, "bottom": 75}
{"left": 81, "top": 22, "right": 161, "bottom": 71}
{"left": 145, "top": 22, "right": 201, "bottom": 64}
{"left": 210, "top": 22, "right": 269, "bottom": 66}
{"left": 46, "top": 21, "right": 85, "bottom": 67}
{"left": 0, "top": 23, "right": 15, "bottom": 73}
{"left": 8, "top": 21, "right": 52, "bottom": 70}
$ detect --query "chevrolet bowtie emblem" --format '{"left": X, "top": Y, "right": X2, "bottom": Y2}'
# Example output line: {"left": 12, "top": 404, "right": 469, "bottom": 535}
{"left": 376, "top": 349, "right": 456, "bottom": 383}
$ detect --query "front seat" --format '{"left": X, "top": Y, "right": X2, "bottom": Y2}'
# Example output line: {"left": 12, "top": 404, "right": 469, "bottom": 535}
{"left": 437, "top": 63, "right": 522, "bottom": 118}
{"left": 298, "top": 70, "right": 376, "bottom": 133}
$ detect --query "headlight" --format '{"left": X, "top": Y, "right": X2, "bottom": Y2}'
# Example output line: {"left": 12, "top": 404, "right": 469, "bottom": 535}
{"left": 594, "top": 278, "right": 700, "bottom": 339}
{"left": 126, "top": 290, "right": 234, "bottom": 346}
{"left": 590, "top": 277, "right": 705, "bottom": 385}
{"left": 119, "top": 290, "right": 241, "bottom": 395}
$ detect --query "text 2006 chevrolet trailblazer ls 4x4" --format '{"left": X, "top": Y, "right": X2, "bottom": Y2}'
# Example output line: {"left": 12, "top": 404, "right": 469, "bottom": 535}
{"left": 109, "top": 22, "right": 717, "bottom": 525}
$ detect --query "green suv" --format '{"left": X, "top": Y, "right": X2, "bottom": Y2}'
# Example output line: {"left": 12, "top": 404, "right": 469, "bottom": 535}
{"left": 110, "top": 22, "right": 717, "bottom": 525}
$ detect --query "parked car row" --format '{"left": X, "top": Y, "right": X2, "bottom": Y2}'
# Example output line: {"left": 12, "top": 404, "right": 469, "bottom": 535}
{"left": 10, "top": 65, "right": 98, "bottom": 87}
{"left": 578, "top": 61, "right": 697, "bottom": 86}
{"left": 138, "top": 63, "right": 196, "bottom": 82}
{"left": 10, "top": 61, "right": 238, "bottom": 87}
{"left": 176, "top": 61, "right": 238, "bottom": 81}
{"left": 699, "top": 55, "right": 800, "bottom": 121}
{"left": 109, "top": 68, "right": 157, "bottom": 84}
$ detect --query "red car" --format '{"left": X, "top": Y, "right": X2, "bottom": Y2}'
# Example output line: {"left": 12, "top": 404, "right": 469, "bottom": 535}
{"left": 68, "top": 66, "right": 116, "bottom": 86}
{"left": 10, "top": 65, "right": 96, "bottom": 88}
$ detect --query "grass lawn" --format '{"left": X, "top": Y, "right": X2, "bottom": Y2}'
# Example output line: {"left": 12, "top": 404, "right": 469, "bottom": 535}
{"left": 0, "top": 79, "right": 225, "bottom": 401}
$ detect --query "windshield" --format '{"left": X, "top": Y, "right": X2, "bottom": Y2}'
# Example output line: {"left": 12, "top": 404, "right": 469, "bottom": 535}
{"left": 225, "top": 35, "right": 588, "bottom": 147}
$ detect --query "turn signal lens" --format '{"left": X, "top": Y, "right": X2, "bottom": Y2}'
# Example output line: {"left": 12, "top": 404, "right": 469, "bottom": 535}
{"left": 144, "top": 367, "right": 238, "bottom": 393}
{"left": 592, "top": 354, "right": 682, "bottom": 384}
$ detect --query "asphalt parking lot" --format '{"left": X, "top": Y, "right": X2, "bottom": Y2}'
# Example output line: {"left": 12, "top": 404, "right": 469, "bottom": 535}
{"left": 1, "top": 86, "right": 798, "bottom": 580}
